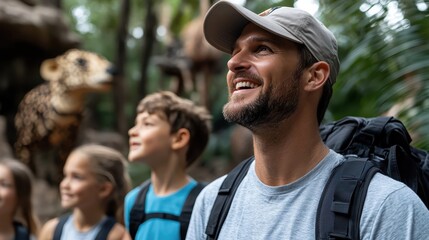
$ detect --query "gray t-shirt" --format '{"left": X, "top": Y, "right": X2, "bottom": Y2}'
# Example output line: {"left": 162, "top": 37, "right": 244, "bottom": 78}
{"left": 186, "top": 150, "right": 429, "bottom": 240}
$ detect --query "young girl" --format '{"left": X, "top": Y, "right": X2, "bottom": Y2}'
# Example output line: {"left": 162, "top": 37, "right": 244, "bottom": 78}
{"left": 0, "top": 158, "right": 40, "bottom": 240}
{"left": 38, "top": 144, "right": 131, "bottom": 240}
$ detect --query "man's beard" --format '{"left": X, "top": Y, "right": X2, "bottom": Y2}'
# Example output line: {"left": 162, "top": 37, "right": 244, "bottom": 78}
{"left": 223, "top": 71, "right": 300, "bottom": 130}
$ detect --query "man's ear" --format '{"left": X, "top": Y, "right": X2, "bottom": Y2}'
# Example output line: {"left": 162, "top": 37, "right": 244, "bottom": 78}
{"left": 304, "top": 61, "right": 330, "bottom": 91}
{"left": 171, "top": 128, "right": 190, "bottom": 150}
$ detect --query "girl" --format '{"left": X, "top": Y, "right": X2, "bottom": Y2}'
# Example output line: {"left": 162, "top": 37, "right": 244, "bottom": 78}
{"left": 39, "top": 144, "right": 131, "bottom": 240}
{"left": 0, "top": 158, "right": 39, "bottom": 240}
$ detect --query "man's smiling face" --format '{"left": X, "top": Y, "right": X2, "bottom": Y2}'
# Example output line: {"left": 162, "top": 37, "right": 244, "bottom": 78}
{"left": 223, "top": 23, "right": 302, "bottom": 128}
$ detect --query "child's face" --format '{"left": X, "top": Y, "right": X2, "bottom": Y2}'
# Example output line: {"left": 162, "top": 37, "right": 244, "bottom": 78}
{"left": 60, "top": 152, "right": 106, "bottom": 210}
{"left": 0, "top": 164, "right": 17, "bottom": 218}
{"left": 128, "top": 111, "right": 174, "bottom": 165}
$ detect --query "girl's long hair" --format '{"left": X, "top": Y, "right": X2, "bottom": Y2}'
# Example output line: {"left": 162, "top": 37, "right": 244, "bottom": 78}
{"left": 0, "top": 158, "right": 40, "bottom": 235}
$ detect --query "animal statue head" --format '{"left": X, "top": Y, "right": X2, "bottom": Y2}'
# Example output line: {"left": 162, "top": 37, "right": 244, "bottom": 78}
{"left": 39, "top": 49, "right": 116, "bottom": 114}
{"left": 41, "top": 49, "right": 115, "bottom": 92}
{"left": 14, "top": 49, "right": 117, "bottom": 184}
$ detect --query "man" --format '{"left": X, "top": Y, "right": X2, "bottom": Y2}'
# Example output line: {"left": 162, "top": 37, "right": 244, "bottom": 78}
{"left": 186, "top": 1, "right": 429, "bottom": 239}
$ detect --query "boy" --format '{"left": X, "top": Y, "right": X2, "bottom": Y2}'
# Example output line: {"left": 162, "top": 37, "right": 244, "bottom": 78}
{"left": 125, "top": 91, "right": 212, "bottom": 239}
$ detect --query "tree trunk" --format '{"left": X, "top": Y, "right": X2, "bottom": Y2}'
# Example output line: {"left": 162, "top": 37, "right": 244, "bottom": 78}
{"left": 113, "top": 0, "right": 130, "bottom": 135}
{"left": 53, "top": 0, "right": 61, "bottom": 9}
{"left": 138, "top": 0, "right": 157, "bottom": 99}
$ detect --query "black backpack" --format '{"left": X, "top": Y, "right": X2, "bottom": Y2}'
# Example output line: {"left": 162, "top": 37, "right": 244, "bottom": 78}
{"left": 13, "top": 221, "right": 30, "bottom": 240}
{"left": 129, "top": 181, "right": 206, "bottom": 240}
{"left": 53, "top": 214, "right": 116, "bottom": 240}
{"left": 205, "top": 116, "right": 429, "bottom": 240}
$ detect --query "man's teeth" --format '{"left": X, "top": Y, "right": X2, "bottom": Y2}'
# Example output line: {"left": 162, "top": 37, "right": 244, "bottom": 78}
{"left": 236, "top": 82, "right": 257, "bottom": 90}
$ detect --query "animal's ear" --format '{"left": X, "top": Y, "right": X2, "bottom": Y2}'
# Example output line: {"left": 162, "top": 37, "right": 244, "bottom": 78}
{"left": 40, "top": 59, "right": 61, "bottom": 81}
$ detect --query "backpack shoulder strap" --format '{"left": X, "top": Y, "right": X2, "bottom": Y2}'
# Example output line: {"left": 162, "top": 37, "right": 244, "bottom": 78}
{"left": 53, "top": 214, "right": 71, "bottom": 240}
{"left": 130, "top": 180, "right": 205, "bottom": 240}
{"left": 205, "top": 157, "right": 254, "bottom": 240}
{"left": 129, "top": 180, "right": 151, "bottom": 240}
{"left": 179, "top": 182, "right": 207, "bottom": 240}
{"left": 13, "top": 221, "right": 30, "bottom": 240}
{"left": 316, "top": 156, "right": 379, "bottom": 240}
{"left": 94, "top": 216, "right": 116, "bottom": 240}
{"left": 411, "top": 147, "right": 429, "bottom": 208}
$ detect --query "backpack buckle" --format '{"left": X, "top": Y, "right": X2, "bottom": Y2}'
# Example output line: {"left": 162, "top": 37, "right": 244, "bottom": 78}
{"left": 329, "top": 232, "right": 352, "bottom": 239}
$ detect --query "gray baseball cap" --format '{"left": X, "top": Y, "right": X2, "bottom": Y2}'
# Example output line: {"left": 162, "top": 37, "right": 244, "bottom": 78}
{"left": 203, "top": 1, "right": 340, "bottom": 85}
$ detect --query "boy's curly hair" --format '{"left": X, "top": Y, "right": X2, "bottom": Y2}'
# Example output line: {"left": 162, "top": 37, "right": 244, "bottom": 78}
{"left": 137, "top": 91, "right": 212, "bottom": 167}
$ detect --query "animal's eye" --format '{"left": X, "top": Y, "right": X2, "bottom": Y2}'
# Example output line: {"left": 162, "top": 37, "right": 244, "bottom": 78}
{"left": 76, "top": 58, "right": 87, "bottom": 67}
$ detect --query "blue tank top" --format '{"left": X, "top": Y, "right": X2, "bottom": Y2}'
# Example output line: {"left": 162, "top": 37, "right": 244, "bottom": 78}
{"left": 124, "top": 180, "right": 198, "bottom": 240}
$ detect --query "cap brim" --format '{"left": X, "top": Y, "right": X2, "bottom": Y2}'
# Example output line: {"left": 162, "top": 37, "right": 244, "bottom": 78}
{"left": 203, "top": 1, "right": 302, "bottom": 54}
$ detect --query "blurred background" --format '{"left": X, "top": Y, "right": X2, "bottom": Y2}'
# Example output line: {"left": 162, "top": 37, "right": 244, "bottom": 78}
{"left": 1, "top": 0, "right": 429, "bottom": 222}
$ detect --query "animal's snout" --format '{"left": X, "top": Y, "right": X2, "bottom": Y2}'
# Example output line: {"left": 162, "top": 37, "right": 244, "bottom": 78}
{"left": 106, "top": 65, "right": 118, "bottom": 76}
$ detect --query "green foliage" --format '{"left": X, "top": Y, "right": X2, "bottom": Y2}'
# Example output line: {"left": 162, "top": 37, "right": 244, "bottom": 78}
{"left": 62, "top": 0, "right": 429, "bottom": 158}
{"left": 168, "top": 0, "right": 200, "bottom": 36}
{"left": 128, "top": 162, "right": 151, "bottom": 187}
{"left": 319, "top": 0, "right": 429, "bottom": 149}
{"left": 246, "top": 0, "right": 296, "bottom": 11}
